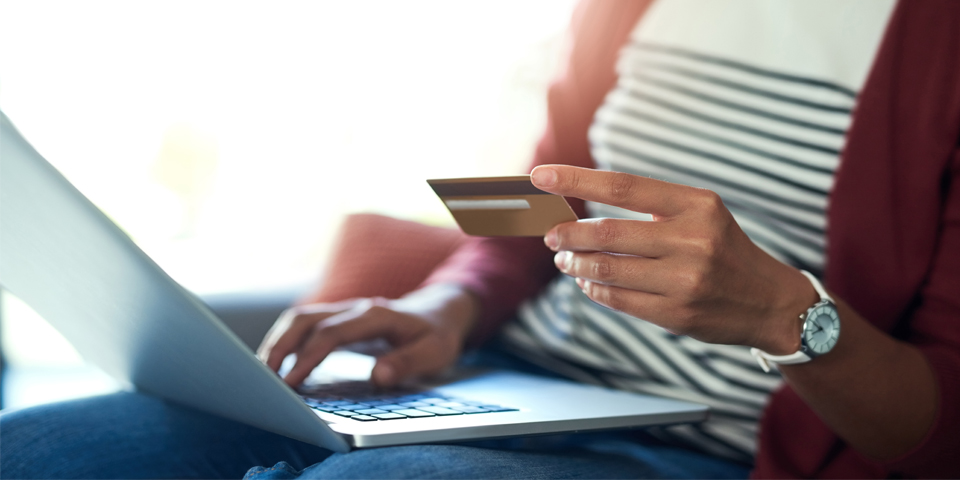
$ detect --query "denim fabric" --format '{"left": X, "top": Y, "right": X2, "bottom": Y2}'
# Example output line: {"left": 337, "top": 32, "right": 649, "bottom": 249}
{"left": 244, "top": 439, "right": 747, "bottom": 480}
{"left": 0, "top": 392, "right": 330, "bottom": 479}
{"left": 1, "top": 348, "right": 749, "bottom": 479}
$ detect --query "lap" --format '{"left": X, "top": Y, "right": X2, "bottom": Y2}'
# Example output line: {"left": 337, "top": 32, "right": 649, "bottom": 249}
{"left": 248, "top": 436, "right": 748, "bottom": 480}
{"left": 0, "top": 391, "right": 329, "bottom": 479}
{"left": 1, "top": 347, "right": 749, "bottom": 479}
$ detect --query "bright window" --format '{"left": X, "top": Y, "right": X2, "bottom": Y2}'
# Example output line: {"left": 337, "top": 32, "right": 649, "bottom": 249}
{"left": 0, "top": 0, "right": 577, "bottom": 408}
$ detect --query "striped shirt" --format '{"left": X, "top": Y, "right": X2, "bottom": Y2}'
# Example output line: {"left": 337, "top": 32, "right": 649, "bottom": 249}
{"left": 501, "top": 0, "right": 895, "bottom": 463}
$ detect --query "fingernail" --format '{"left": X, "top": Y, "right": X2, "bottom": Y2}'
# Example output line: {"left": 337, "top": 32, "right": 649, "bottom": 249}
{"left": 554, "top": 251, "right": 573, "bottom": 271}
{"left": 531, "top": 167, "right": 557, "bottom": 187}
{"left": 373, "top": 363, "right": 395, "bottom": 385}
{"left": 544, "top": 229, "right": 558, "bottom": 249}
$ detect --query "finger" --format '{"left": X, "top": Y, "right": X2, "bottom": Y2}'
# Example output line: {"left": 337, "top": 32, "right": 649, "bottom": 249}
{"left": 578, "top": 279, "right": 726, "bottom": 341}
{"left": 546, "top": 218, "right": 671, "bottom": 257}
{"left": 577, "top": 279, "right": 674, "bottom": 327}
{"left": 371, "top": 334, "right": 458, "bottom": 388}
{"left": 556, "top": 251, "right": 671, "bottom": 294}
{"left": 283, "top": 304, "right": 413, "bottom": 387}
{"left": 258, "top": 310, "right": 301, "bottom": 371}
{"left": 531, "top": 165, "right": 694, "bottom": 217}
{"left": 257, "top": 299, "right": 359, "bottom": 372}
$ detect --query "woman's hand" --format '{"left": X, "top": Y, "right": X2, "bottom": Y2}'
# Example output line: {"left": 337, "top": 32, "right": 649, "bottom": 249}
{"left": 532, "top": 164, "right": 816, "bottom": 354}
{"left": 256, "top": 283, "right": 478, "bottom": 388}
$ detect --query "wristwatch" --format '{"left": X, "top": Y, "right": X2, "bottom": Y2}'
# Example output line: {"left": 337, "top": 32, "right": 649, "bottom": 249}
{"left": 750, "top": 270, "right": 840, "bottom": 372}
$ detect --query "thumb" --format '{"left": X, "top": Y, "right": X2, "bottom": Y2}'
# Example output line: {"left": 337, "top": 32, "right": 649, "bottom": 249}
{"left": 371, "top": 335, "right": 457, "bottom": 388}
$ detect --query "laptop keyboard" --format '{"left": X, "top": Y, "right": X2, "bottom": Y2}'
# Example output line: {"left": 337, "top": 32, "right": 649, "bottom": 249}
{"left": 299, "top": 381, "right": 517, "bottom": 422}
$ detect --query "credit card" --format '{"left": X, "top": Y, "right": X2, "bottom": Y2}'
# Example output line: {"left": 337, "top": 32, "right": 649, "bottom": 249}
{"left": 427, "top": 175, "right": 578, "bottom": 236}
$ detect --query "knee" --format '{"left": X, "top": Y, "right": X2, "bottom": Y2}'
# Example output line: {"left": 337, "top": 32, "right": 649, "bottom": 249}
{"left": 0, "top": 392, "right": 159, "bottom": 479}
{"left": 0, "top": 400, "right": 78, "bottom": 478}
{"left": 302, "top": 445, "right": 518, "bottom": 480}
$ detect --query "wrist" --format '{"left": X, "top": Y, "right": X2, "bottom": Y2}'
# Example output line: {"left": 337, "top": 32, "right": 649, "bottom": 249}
{"left": 758, "top": 267, "right": 819, "bottom": 355}
{"left": 398, "top": 283, "right": 479, "bottom": 343}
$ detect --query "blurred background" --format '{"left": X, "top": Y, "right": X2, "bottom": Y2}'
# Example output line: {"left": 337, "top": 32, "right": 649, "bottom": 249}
{"left": 0, "top": 0, "right": 577, "bottom": 410}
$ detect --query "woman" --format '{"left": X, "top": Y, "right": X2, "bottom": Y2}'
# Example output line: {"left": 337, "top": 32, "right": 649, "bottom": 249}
{"left": 3, "top": 0, "right": 958, "bottom": 478}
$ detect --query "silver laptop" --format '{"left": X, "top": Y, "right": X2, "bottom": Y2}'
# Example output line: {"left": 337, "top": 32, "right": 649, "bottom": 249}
{"left": 0, "top": 111, "right": 707, "bottom": 452}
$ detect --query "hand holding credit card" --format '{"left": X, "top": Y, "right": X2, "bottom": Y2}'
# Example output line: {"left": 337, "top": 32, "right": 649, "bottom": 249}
{"left": 428, "top": 175, "right": 578, "bottom": 236}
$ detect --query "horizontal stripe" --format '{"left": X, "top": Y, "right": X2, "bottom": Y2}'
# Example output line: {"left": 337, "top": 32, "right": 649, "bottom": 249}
{"left": 591, "top": 136, "right": 830, "bottom": 219}
{"left": 594, "top": 129, "right": 831, "bottom": 215}
{"left": 632, "top": 72, "right": 848, "bottom": 135}
{"left": 516, "top": 303, "right": 615, "bottom": 370}
{"left": 614, "top": 313, "right": 772, "bottom": 407}
{"left": 622, "top": 44, "right": 856, "bottom": 115}
{"left": 620, "top": 87, "right": 842, "bottom": 156}
{"left": 600, "top": 122, "right": 829, "bottom": 195}
{"left": 639, "top": 61, "right": 853, "bottom": 113}
{"left": 731, "top": 210, "right": 823, "bottom": 258}
{"left": 634, "top": 42, "right": 858, "bottom": 98}
{"left": 596, "top": 96, "right": 839, "bottom": 187}
{"left": 444, "top": 199, "right": 530, "bottom": 210}
{"left": 596, "top": 141, "right": 827, "bottom": 218}
{"left": 587, "top": 307, "right": 772, "bottom": 408}
{"left": 619, "top": 74, "right": 848, "bottom": 150}
{"left": 629, "top": 62, "right": 854, "bottom": 132}
{"left": 606, "top": 105, "right": 835, "bottom": 174}
{"left": 527, "top": 291, "right": 641, "bottom": 375}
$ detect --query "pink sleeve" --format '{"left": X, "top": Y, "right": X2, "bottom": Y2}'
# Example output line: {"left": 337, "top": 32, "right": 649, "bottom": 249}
{"left": 421, "top": 0, "right": 654, "bottom": 346}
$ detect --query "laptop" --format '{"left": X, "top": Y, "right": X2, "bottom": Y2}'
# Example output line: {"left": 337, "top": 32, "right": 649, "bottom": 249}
{"left": 0, "top": 111, "right": 707, "bottom": 452}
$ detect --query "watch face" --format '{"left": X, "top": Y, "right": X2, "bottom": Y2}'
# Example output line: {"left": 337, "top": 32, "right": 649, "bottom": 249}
{"left": 803, "top": 303, "right": 840, "bottom": 355}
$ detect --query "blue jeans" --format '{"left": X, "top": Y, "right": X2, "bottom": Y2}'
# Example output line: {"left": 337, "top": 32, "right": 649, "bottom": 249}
{"left": 0, "top": 350, "right": 749, "bottom": 479}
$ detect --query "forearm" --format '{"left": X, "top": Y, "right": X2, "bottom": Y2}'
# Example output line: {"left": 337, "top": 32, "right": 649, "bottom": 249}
{"left": 400, "top": 282, "right": 480, "bottom": 345}
{"left": 778, "top": 295, "right": 938, "bottom": 461}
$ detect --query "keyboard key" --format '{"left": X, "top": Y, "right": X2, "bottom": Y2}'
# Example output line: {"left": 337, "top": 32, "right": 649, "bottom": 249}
{"left": 400, "top": 401, "right": 430, "bottom": 408}
{"left": 355, "top": 409, "right": 388, "bottom": 415}
{"left": 417, "top": 406, "right": 462, "bottom": 416}
{"left": 351, "top": 415, "right": 377, "bottom": 422}
{"left": 337, "top": 404, "right": 372, "bottom": 411}
{"left": 372, "top": 413, "right": 406, "bottom": 420}
{"left": 437, "top": 402, "right": 466, "bottom": 408}
{"left": 395, "top": 409, "right": 435, "bottom": 418}
{"left": 451, "top": 406, "right": 487, "bottom": 414}
{"left": 334, "top": 410, "right": 358, "bottom": 417}
{"left": 377, "top": 404, "right": 407, "bottom": 411}
{"left": 322, "top": 401, "right": 353, "bottom": 407}
{"left": 309, "top": 405, "right": 338, "bottom": 412}
{"left": 479, "top": 405, "right": 519, "bottom": 412}
{"left": 419, "top": 398, "right": 448, "bottom": 405}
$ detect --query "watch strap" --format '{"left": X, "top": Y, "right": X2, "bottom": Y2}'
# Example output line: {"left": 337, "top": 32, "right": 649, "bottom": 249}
{"left": 750, "top": 270, "right": 829, "bottom": 372}
{"left": 799, "top": 269, "right": 833, "bottom": 303}
{"left": 750, "top": 348, "right": 811, "bottom": 373}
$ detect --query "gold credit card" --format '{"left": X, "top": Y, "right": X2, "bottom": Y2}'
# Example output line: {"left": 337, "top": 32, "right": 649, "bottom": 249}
{"left": 427, "top": 175, "right": 578, "bottom": 237}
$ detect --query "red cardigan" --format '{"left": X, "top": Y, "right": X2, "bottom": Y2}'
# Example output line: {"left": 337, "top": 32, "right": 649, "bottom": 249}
{"left": 425, "top": 1, "right": 960, "bottom": 477}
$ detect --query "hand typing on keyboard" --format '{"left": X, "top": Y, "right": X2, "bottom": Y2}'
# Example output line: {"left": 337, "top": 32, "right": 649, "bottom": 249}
{"left": 257, "top": 283, "right": 479, "bottom": 388}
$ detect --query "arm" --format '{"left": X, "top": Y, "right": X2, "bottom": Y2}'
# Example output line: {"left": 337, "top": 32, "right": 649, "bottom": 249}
{"left": 795, "top": 146, "right": 960, "bottom": 473}
{"left": 256, "top": 0, "right": 654, "bottom": 388}
{"left": 532, "top": 163, "right": 959, "bottom": 474}
{"left": 778, "top": 298, "right": 938, "bottom": 460}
